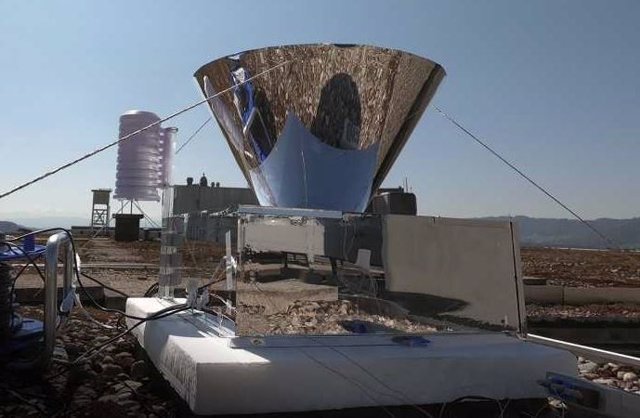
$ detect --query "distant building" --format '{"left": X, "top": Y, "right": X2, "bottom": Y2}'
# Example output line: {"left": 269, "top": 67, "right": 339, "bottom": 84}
{"left": 173, "top": 177, "right": 258, "bottom": 244}
{"left": 172, "top": 177, "right": 258, "bottom": 215}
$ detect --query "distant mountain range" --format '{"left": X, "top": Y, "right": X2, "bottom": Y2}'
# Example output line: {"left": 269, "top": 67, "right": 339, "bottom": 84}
{"left": 2, "top": 215, "right": 639, "bottom": 249}
{"left": 483, "top": 216, "right": 640, "bottom": 249}
{"left": 0, "top": 221, "right": 25, "bottom": 233}
{"left": 0, "top": 216, "right": 88, "bottom": 231}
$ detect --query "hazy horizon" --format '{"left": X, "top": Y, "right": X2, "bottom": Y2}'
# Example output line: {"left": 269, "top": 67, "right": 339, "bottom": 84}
{"left": 3, "top": 213, "right": 640, "bottom": 232}
{"left": 1, "top": 1, "right": 639, "bottom": 221}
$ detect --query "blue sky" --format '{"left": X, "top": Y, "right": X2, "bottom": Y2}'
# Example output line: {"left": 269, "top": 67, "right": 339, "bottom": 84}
{"left": 1, "top": 0, "right": 639, "bottom": 224}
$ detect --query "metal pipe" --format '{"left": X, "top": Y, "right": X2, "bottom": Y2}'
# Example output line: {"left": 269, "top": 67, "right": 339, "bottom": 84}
{"left": 64, "top": 236, "right": 74, "bottom": 300}
{"left": 42, "top": 232, "right": 74, "bottom": 368}
{"left": 527, "top": 333, "right": 640, "bottom": 368}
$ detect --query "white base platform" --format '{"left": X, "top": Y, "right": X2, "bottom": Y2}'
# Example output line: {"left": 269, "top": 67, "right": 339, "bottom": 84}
{"left": 126, "top": 297, "right": 577, "bottom": 416}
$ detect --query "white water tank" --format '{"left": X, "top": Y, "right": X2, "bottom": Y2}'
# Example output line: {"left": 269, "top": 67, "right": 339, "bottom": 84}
{"left": 114, "top": 110, "right": 163, "bottom": 201}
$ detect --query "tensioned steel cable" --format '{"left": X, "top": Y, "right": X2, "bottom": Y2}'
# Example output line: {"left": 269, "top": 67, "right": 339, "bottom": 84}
{"left": 433, "top": 105, "right": 618, "bottom": 249}
{"left": 175, "top": 117, "right": 212, "bottom": 155}
{"left": 132, "top": 200, "right": 161, "bottom": 228}
{"left": 0, "top": 59, "right": 293, "bottom": 201}
{"left": 78, "top": 202, "right": 127, "bottom": 249}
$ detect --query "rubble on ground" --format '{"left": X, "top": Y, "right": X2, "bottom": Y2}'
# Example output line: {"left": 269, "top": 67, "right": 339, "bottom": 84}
{"left": 236, "top": 299, "right": 438, "bottom": 335}
{"left": 527, "top": 303, "right": 640, "bottom": 319}
{"left": 0, "top": 306, "right": 180, "bottom": 418}
{"left": 578, "top": 356, "right": 640, "bottom": 394}
{"left": 522, "top": 247, "right": 640, "bottom": 287}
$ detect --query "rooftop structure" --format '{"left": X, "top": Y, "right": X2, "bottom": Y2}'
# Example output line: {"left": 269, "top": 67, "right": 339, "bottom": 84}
{"left": 90, "top": 188, "right": 112, "bottom": 233}
{"left": 172, "top": 177, "right": 258, "bottom": 214}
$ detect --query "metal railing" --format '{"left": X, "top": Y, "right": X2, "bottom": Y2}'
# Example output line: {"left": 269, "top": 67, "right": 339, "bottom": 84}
{"left": 527, "top": 333, "right": 640, "bottom": 369}
{"left": 41, "top": 232, "right": 74, "bottom": 368}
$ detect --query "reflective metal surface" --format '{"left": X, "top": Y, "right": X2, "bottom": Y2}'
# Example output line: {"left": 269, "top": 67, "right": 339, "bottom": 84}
{"left": 228, "top": 209, "right": 524, "bottom": 337}
{"left": 194, "top": 44, "right": 445, "bottom": 212}
{"left": 43, "top": 232, "right": 74, "bottom": 369}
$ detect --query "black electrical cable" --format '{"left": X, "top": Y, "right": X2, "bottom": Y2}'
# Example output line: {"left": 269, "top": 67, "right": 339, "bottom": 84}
{"left": 8, "top": 255, "right": 44, "bottom": 325}
{"left": 46, "top": 304, "right": 190, "bottom": 382}
{"left": 1, "top": 241, "right": 46, "bottom": 282}
{"left": 11, "top": 263, "right": 30, "bottom": 282}
{"left": 4, "top": 228, "right": 194, "bottom": 391}
{"left": 83, "top": 304, "right": 188, "bottom": 361}
{"left": 69, "top": 304, "right": 188, "bottom": 360}
{"left": 144, "top": 282, "right": 159, "bottom": 297}
{"left": 8, "top": 229, "right": 229, "bottom": 361}
{"left": 437, "top": 395, "right": 505, "bottom": 418}
{"left": 9, "top": 301, "right": 186, "bottom": 413}
{"left": 8, "top": 228, "right": 146, "bottom": 321}
{"left": 10, "top": 228, "right": 206, "bottom": 323}
{"left": 80, "top": 272, "right": 129, "bottom": 298}
{"left": 197, "top": 275, "right": 227, "bottom": 292}
{"left": 74, "top": 272, "right": 170, "bottom": 321}
{"left": 0, "top": 241, "right": 46, "bottom": 330}
{"left": 74, "top": 304, "right": 189, "bottom": 362}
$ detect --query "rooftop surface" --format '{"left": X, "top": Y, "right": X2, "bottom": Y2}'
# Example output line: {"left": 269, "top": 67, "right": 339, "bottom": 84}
{"left": 4, "top": 238, "right": 640, "bottom": 416}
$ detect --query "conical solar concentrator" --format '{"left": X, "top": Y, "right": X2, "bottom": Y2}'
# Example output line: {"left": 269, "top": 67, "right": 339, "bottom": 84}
{"left": 194, "top": 44, "right": 445, "bottom": 212}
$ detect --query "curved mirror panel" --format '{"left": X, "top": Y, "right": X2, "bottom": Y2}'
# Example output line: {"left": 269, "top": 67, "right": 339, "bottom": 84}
{"left": 194, "top": 44, "right": 445, "bottom": 212}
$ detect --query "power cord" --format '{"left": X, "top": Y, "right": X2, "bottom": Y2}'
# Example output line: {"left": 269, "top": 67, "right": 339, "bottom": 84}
{"left": 79, "top": 272, "right": 128, "bottom": 298}
{"left": 47, "top": 303, "right": 189, "bottom": 381}
{"left": 8, "top": 229, "right": 153, "bottom": 323}
{"left": 73, "top": 303, "right": 189, "bottom": 363}
{"left": 0, "top": 241, "right": 46, "bottom": 331}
